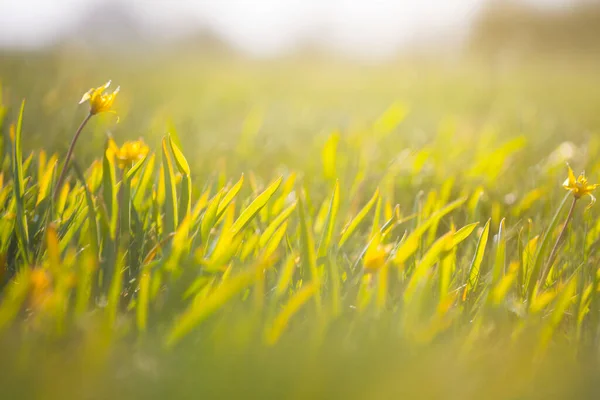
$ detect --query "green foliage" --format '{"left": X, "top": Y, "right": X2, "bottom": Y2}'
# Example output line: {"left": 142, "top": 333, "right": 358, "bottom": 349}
{"left": 1, "top": 56, "right": 600, "bottom": 398}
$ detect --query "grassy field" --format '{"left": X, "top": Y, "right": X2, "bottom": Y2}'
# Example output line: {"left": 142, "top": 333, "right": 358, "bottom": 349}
{"left": 1, "top": 51, "right": 600, "bottom": 398}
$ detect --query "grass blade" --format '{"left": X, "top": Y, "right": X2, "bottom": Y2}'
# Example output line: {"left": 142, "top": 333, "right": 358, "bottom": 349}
{"left": 527, "top": 193, "right": 570, "bottom": 306}
{"left": 462, "top": 219, "right": 491, "bottom": 302}
{"left": 162, "top": 137, "right": 178, "bottom": 235}
{"left": 338, "top": 187, "right": 379, "bottom": 249}
{"left": 230, "top": 176, "right": 282, "bottom": 236}
{"left": 13, "top": 101, "right": 30, "bottom": 262}
{"left": 317, "top": 180, "right": 340, "bottom": 258}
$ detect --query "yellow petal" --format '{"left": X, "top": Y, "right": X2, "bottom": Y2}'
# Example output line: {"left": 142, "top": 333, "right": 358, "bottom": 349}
{"left": 90, "top": 81, "right": 111, "bottom": 101}
{"left": 586, "top": 193, "right": 596, "bottom": 210}
{"left": 79, "top": 89, "right": 92, "bottom": 104}
{"left": 567, "top": 164, "right": 576, "bottom": 186}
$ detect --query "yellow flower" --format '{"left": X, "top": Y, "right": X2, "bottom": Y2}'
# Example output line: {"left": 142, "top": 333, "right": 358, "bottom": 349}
{"left": 364, "top": 234, "right": 390, "bottom": 273}
{"left": 563, "top": 164, "right": 599, "bottom": 208}
{"left": 29, "top": 268, "right": 52, "bottom": 311}
{"left": 79, "top": 80, "right": 120, "bottom": 115}
{"left": 364, "top": 246, "right": 387, "bottom": 272}
{"left": 108, "top": 138, "right": 150, "bottom": 169}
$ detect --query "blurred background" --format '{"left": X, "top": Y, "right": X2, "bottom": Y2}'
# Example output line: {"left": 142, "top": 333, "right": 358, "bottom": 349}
{"left": 0, "top": 0, "right": 599, "bottom": 179}
{"left": 2, "top": 0, "right": 599, "bottom": 59}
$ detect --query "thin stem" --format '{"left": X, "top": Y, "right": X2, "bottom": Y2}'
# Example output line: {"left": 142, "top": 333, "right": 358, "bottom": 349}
{"left": 541, "top": 197, "right": 578, "bottom": 285}
{"left": 53, "top": 113, "right": 92, "bottom": 201}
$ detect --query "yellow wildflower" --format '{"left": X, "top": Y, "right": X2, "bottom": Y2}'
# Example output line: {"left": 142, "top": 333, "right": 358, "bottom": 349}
{"left": 364, "top": 246, "right": 387, "bottom": 272}
{"left": 364, "top": 234, "right": 390, "bottom": 273}
{"left": 108, "top": 138, "right": 150, "bottom": 169}
{"left": 79, "top": 80, "right": 120, "bottom": 115}
{"left": 563, "top": 164, "right": 599, "bottom": 208}
{"left": 29, "top": 268, "right": 52, "bottom": 311}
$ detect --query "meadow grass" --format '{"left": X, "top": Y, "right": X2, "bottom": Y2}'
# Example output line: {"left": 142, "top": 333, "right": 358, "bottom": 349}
{"left": 0, "top": 52, "right": 600, "bottom": 398}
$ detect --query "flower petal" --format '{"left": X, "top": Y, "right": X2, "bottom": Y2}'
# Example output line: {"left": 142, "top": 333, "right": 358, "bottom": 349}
{"left": 567, "top": 164, "right": 576, "bottom": 186}
{"left": 586, "top": 193, "right": 596, "bottom": 210}
{"left": 79, "top": 89, "right": 92, "bottom": 104}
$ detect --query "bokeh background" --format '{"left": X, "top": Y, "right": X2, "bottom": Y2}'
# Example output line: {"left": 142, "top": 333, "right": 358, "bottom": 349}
{"left": 2, "top": 0, "right": 598, "bottom": 58}
{"left": 1, "top": 0, "right": 599, "bottom": 178}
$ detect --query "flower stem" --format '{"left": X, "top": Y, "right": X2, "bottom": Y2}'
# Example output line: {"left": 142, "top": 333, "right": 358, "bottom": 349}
{"left": 53, "top": 113, "right": 92, "bottom": 201}
{"left": 541, "top": 197, "right": 578, "bottom": 285}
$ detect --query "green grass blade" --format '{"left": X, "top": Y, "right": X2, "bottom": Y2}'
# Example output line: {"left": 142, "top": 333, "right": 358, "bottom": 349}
{"left": 453, "top": 222, "right": 479, "bottom": 247}
{"left": 105, "top": 251, "right": 124, "bottom": 327}
{"left": 102, "top": 147, "right": 118, "bottom": 240}
{"left": 492, "top": 218, "right": 506, "bottom": 285}
{"left": 165, "top": 265, "right": 258, "bottom": 347}
{"left": 133, "top": 153, "right": 155, "bottom": 210}
{"left": 36, "top": 157, "right": 57, "bottom": 206}
{"left": 297, "top": 191, "right": 322, "bottom": 311}
{"left": 0, "top": 268, "right": 31, "bottom": 332}
{"left": 317, "top": 180, "right": 340, "bottom": 258}
{"left": 527, "top": 193, "right": 570, "bottom": 306}
{"left": 168, "top": 133, "right": 190, "bottom": 176}
{"left": 338, "top": 187, "right": 379, "bottom": 249}
{"left": 200, "top": 190, "right": 223, "bottom": 244}
{"left": 462, "top": 219, "right": 490, "bottom": 302}
{"left": 265, "top": 281, "right": 318, "bottom": 345}
{"left": 73, "top": 164, "right": 99, "bottom": 256}
{"left": 394, "top": 197, "right": 467, "bottom": 265}
{"left": 168, "top": 134, "right": 191, "bottom": 221}
{"left": 259, "top": 201, "right": 297, "bottom": 248}
{"left": 537, "top": 276, "right": 577, "bottom": 355}
{"left": 162, "top": 137, "right": 179, "bottom": 235}
{"left": 230, "top": 176, "right": 282, "bottom": 236}
{"left": 274, "top": 252, "right": 297, "bottom": 299}
{"left": 263, "top": 221, "right": 288, "bottom": 259}
{"left": 13, "top": 100, "right": 30, "bottom": 262}
{"left": 404, "top": 230, "right": 453, "bottom": 303}
{"left": 216, "top": 174, "right": 244, "bottom": 219}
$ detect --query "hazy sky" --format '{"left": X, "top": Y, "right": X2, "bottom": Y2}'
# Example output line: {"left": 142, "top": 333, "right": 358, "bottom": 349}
{"left": 0, "top": 0, "right": 572, "bottom": 58}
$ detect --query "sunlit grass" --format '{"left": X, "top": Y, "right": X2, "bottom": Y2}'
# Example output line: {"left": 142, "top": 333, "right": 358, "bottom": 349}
{"left": 1, "top": 53, "right": 600, "bottom": 398}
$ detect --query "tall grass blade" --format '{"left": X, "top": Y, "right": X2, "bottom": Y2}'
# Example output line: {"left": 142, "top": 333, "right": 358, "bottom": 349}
{"left": 338, "top": 187, "right": 379, "bottom": 249}
{"left": 317, "top": 180, "right": 340, "bottom": 258}
{"left": 162, "top": 137, "right": 179, "bottom": 235}
{"left": 527, "top": 193, "right": 570, "bottom": 306}
{"left": 230, "top": 176, "right": 282, "bottom": 236}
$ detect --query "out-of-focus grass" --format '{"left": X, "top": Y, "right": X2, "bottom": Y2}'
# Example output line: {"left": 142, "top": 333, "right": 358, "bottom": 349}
{"left": 1, "top": 51, "right": 600, "bottom": 399}
{"left": 3, "top": 51, "right": 599, "bottom": 172}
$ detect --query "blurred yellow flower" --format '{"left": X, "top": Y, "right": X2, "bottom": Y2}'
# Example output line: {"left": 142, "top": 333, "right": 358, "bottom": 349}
{"left": 364, "top": 241, "right": 390, "bottom": 272}
{"left": 109, "top": 138, "right": 150, "bottom": 169}
{"left": 563, "top": 164, "right": 599, "bottom": 208}
{"left": 80, "top": 80, "right": 120, "bottom": 115}
{"left": 29, "top": 268, "right": 52, "bottom": 311}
